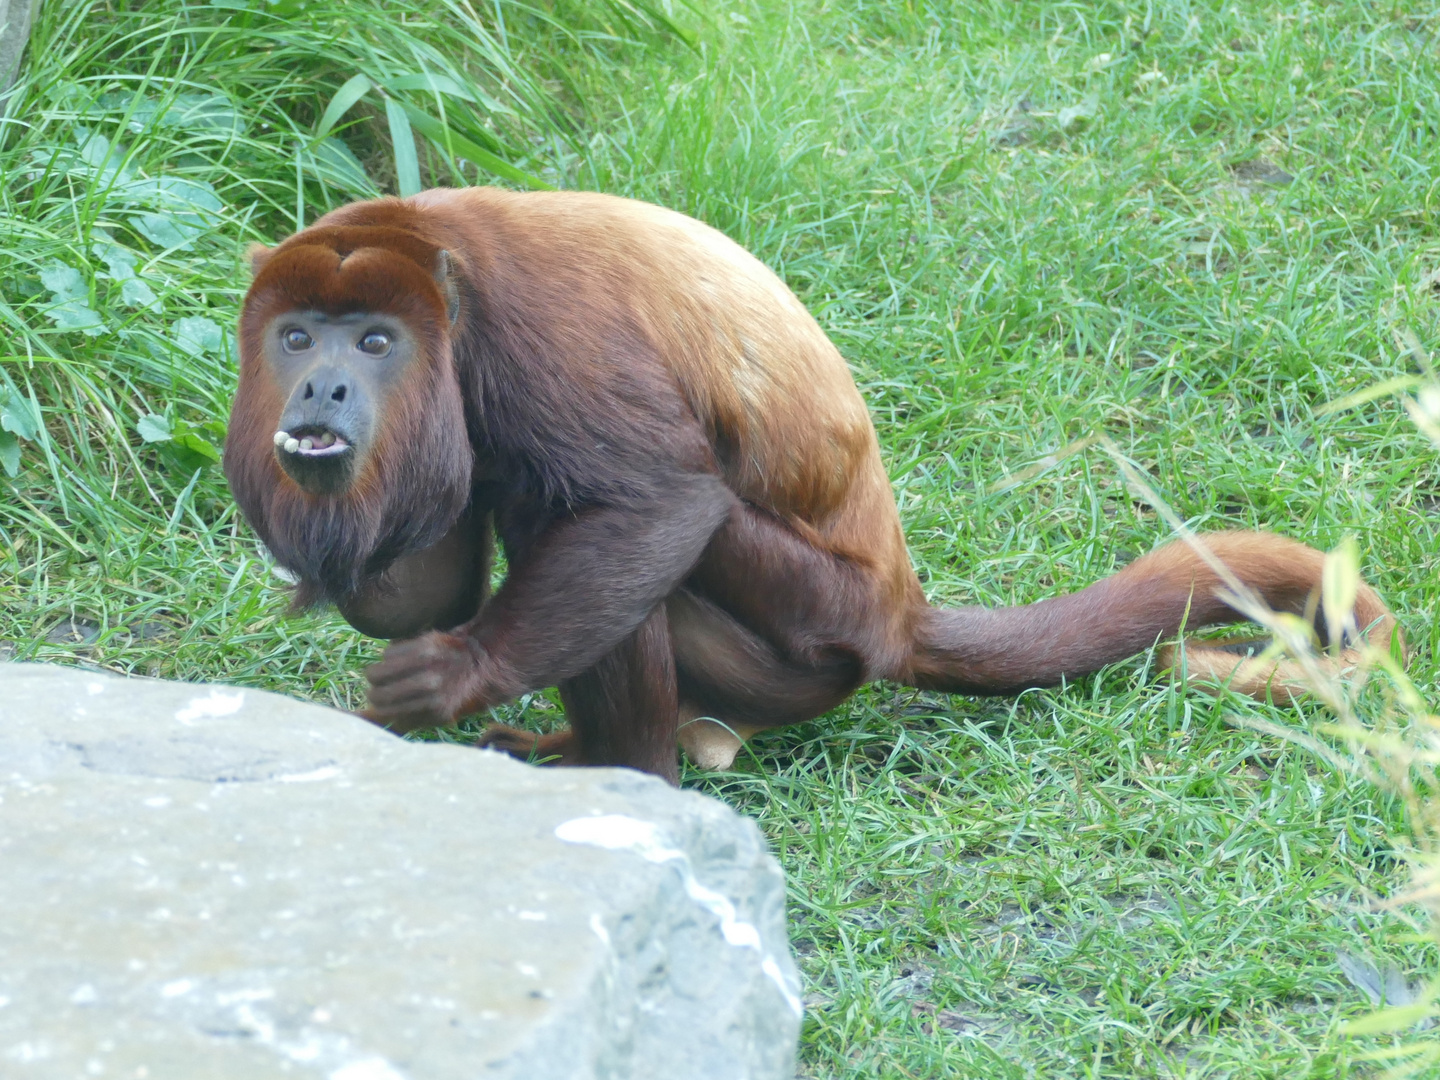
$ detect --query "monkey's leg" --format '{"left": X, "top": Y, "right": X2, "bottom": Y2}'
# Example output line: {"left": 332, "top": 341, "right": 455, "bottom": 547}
{"left": 662, "top": 498, "right": 917, "bottom": 771}
{"left": 483, "top": 499, "right": 902, "bottom": 775}
{"left": 684, "top": 501, "right": 914, "bottom": 679}
{"left": 479, "top": 604, "right": 680, "bottom": 782}
{"left": 667, "top": 588, "right": 863, "bottom": 771}
{"left": 669, "top": 588, "right": 861, "bottom": 723}
{"left": 481, "top": 590, "right": 834, "bottom": 776}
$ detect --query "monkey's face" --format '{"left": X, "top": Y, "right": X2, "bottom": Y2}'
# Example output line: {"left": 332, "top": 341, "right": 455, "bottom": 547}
{"left": 262, "top": 310, "right": 414, "bottom": 497}
{"left": 227, "top": 230, "right": 471, "bottom": 605}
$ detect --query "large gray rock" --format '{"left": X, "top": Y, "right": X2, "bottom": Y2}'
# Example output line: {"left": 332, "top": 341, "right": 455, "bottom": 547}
{"left": 0, "top": 663, "right": 801, "bottom": 1079}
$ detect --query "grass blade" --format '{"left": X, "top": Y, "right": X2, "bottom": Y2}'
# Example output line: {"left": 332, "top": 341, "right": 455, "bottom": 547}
{"left": 384, "top": 96, "right": 421, "bottom": 198}
{"left": 400, "top": 103, "right": 552, "bottom": 191}
{"left": 315, "top": 73, "right": 372, "bottom": 139}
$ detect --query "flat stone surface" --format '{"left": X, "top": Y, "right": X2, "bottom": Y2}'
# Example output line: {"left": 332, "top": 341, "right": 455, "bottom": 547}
{"left": 0, "top": 663, "right": 801, "bottom": 1079}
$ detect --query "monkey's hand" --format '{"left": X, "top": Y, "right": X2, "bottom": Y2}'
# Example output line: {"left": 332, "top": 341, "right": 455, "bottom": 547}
{"left": 362, "top": 631, "right": 518, "bottom": 733}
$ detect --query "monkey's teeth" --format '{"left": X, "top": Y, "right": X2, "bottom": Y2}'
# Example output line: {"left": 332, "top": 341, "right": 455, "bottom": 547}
{"left": 281, "top": 431, "right": 350, "bottom": 458}
{"left": 273, "top": 430, "right": 290, "bottom": 447}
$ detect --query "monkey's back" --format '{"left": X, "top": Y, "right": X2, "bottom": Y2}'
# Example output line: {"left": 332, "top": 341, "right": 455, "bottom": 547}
{"left": 320, "top": 188, "right": 916, "bottom": 593}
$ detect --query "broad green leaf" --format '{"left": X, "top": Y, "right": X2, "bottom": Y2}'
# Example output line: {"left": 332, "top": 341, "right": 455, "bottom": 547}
{"left": 92, "top": 240, "right": 138, "bottom": 280}
{"left": 0, "top": 430, "right": 18, "bottom": 477}
{"left": 136, "top": 414, "right": 172, "bottom": 443}
{"left": 172, "top": 430, "right": 222, "bottom": 463}
{"left": 92, "top": 91, "right": 240, "bottom": 134}
{"left": 163, "top": 93, "right": 240, "bottom": 133}
{"left": 400, "top": 103, "right": 552, "bottom": 190}
{"left": 317, "top": 74, "right": 372, "bottom": 138}
{"left": 310, "top": 136, "right": 373, "bottom": 195}
{"left": 40, "top": 262, "right": 87, "bottom": 301}
{"left": 47, "top": 299, "right": 106, "bottom": 336}
{"left": 385, "top": 97, "right": 422, "bottom": 197}
{"left": 131, "top": 212, "right": 206, "bottom": 250}
{"left": 120, "top": 277, "right": 160, "bottom": 310}
{"left": 1, "top": 394, "right": 39, "bottom": 440}
{"left": 73, "top": 127, "right": 136, "bottom": 185}
{"left": 76, "top": 129, "right": 114, "bottom": 170}
{"left": 121, "top": 176, "right": 224, "bottom": 214}
{"left": 172, "top": 316, "right": 224, "bottom": 357}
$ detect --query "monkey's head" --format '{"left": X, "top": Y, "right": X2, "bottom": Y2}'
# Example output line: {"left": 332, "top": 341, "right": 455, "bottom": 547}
{"left": 226, "top": 225, "right": 471, "bottom": 607}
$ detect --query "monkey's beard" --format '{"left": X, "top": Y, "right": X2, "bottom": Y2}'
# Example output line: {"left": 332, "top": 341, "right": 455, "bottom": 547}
{"left": 238, "top": 437, "right": 473, "bottom": 611}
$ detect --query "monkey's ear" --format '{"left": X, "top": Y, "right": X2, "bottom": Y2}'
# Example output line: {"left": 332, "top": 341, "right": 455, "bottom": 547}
{"left": 247, "top": 243, "right": 274, "bottom": 276}
{"left": 434, "top": 249, "right": 460, "bottom": 325}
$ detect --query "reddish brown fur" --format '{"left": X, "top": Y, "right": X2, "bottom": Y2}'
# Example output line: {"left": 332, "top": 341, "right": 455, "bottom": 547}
{"left": 225, "top": 188, "right": 1404, "bottom": 782}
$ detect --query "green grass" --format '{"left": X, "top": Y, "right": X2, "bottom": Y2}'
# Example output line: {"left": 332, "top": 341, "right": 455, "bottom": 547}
{"left": 4, "top": 0, "right": 1440, "bottom": 1076}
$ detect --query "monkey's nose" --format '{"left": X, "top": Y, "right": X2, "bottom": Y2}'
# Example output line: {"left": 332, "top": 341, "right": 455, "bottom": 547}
{"left": 301, "top": 370, "right": 349, "bottom": 404}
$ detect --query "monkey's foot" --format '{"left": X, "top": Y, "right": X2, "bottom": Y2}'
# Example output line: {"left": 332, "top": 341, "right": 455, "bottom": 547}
{"left": 678, "top": 717, "right": 759, "bottom": 771}
{"left": 476, "top": 724, "right": 580, "bottom": 766}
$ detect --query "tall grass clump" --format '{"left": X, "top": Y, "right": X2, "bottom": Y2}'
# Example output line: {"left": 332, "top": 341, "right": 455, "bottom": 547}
{"left": 1295, "top": 365, "right": 1440, "bottom": 1079}
{"left": 0, "top": 0, "right": 675, "bottom": 693}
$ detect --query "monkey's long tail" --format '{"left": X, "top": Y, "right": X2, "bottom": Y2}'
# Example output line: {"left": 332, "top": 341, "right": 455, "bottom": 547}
{"left": 903, "top": 531, "right": 1401, "bottom": 702}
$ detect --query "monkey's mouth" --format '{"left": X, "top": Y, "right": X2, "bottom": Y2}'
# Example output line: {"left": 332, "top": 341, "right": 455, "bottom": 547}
{"left": 273, "top": 426, "right": 351, "bottom": 459}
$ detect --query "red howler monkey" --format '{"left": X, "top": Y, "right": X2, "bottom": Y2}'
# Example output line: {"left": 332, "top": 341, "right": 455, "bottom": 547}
{"left": 225, "top": 187, "right": 1401, "bottom": 783}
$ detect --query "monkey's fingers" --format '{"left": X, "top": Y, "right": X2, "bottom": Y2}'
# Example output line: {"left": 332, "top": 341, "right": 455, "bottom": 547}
{"left": 365, "top": 672, "right": 452, "bottom": 721}
{"left": 365, "top": 662, "right": 461, "bottom": 731}
{"left": 364, "top": 632, "right": 480, "bottom": 718}
{"left": 360, "top": 696, "right": 450, "bottom": 732}
{"left": 366, "top": 664, "right": 447, "bottom": 703}
{"left": 365, "top": 637, "right": 455, "bottom": 687}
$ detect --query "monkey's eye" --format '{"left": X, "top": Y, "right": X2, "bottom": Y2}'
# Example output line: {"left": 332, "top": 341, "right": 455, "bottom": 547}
{"left": 358, "top": 330, "right": 392, "bottom": 356}
{"left": 281, "top": 328, "right": 314, "bottom": 352}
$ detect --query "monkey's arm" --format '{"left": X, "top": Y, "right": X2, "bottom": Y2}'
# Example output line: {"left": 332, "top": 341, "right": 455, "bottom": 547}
{"left": 362, "top": 471, "right": 733, "bottom": 731}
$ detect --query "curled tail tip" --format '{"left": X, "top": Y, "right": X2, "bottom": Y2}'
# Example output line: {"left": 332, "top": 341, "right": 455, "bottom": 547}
{"left": 1159, "top": 633, "right": 1397, "bottom": 704}
{"left": 1354, "top": 583, "right": 1405, "bottom": 657}
{"left": 1156, "top": 642, "right": 1307, "bottom": 703}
